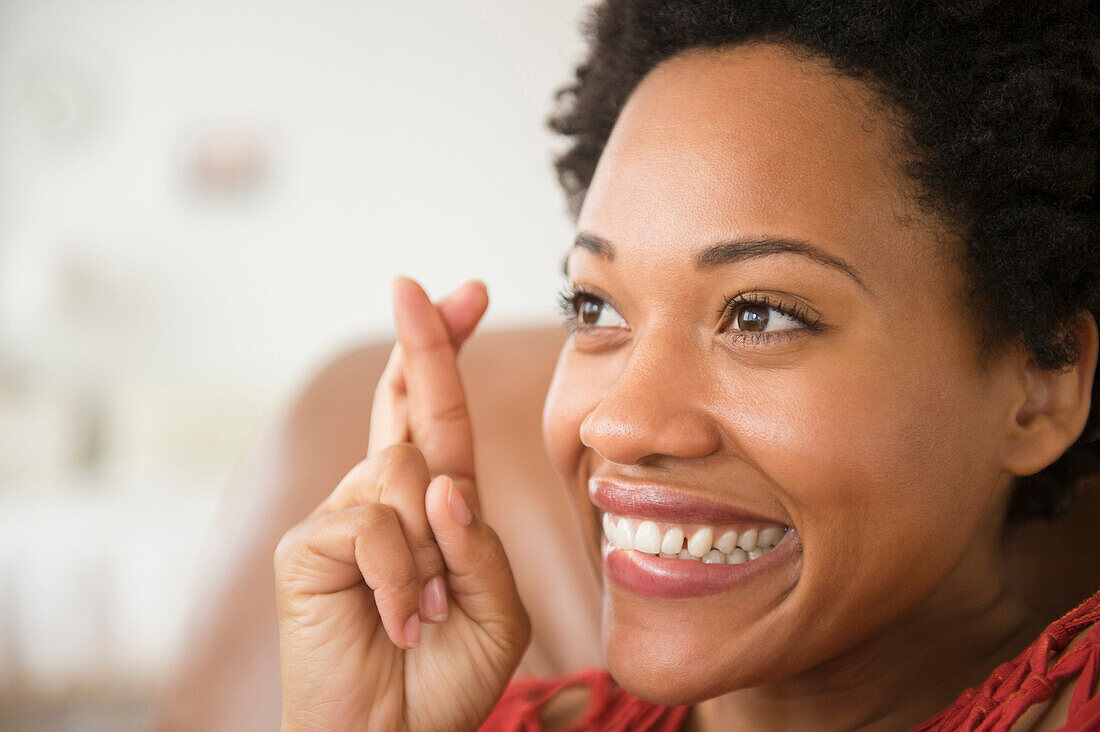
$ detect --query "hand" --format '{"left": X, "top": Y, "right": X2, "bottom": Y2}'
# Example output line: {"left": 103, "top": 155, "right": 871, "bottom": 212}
{"left": 274, "top": 277, "right": 531, "bottom": 731}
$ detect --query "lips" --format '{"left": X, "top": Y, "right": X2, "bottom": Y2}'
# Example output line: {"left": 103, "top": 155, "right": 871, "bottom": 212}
{"left": 589, "top": 477, "right": 785, "bottom": 524}
{"left": 601, "top": 530, "right": 798, "bottom": 598}
{"left": 589, "top": 476, "right": 797, "bottom": 598}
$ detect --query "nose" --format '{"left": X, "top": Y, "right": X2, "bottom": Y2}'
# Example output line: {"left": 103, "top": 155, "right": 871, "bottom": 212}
{"left": 579, "top": 336, "right": 722, "bottom": 466}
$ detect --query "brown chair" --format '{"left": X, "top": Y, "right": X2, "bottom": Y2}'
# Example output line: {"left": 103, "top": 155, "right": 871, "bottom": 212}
{"left": 153, "top": 324, "right": 1100, "bottom": 731}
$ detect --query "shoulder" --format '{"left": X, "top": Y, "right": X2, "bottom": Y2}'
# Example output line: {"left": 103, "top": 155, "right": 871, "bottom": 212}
{"left": 279, "top": 324, "right": 566, "bottom": 457}
{"left": 916, "top": 589, "right": 1100, "bottom": 732}
{"left": 287, "top": 325, "right": 565, "bottom": 425}
{"left": 481, "top": 669, "right": 691, "bottom": 732}
{"left": 1010, "top": 599, "right": 1100, "bottom": 732}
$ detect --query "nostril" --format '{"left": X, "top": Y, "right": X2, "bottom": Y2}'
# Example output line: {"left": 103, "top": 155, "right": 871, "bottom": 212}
{"left": 580, "top": 401, "right": 721, "bottom": 465}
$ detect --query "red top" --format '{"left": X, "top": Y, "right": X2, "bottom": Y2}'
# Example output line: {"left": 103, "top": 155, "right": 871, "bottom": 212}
{"left": 480, "top": 588, "right": 1100, "bottom": 731}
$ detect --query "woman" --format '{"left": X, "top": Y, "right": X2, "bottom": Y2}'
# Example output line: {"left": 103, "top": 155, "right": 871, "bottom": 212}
{"left": 274, "top": 1, "right": 1100, "bottom": 729}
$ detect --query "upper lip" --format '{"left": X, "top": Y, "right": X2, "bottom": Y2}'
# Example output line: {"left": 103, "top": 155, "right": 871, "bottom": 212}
{"left": 589, "top": 476, "right": 785, "bottom": 525}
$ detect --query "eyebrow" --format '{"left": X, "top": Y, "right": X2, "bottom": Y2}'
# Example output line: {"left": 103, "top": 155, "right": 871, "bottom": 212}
{"left": 566, "top": 231, "right": 870, "bottom": 293}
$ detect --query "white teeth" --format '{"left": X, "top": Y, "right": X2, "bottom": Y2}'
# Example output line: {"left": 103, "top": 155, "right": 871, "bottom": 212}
{"left": 613, "top": 518, "right": 634, "bottom": 550}
{"left": 660, "top": 527, "right": 685, "bottom": 555}
{"left": 687, "top": 527, "right": 714, "bottom": 558}
{"left": 633, "top": 521, "right": 662, "bottom": 554}
{"left": 702, "top": 549, "right": 726, "bottom": 564}
{"left": 601, "top": 512, "right": 784, "bottom": 566}
{"left": 714, "top": 530, "right": 738, "bottom": 554}
{"left": 758, "top": 526, "right": 783, "bottom": 548}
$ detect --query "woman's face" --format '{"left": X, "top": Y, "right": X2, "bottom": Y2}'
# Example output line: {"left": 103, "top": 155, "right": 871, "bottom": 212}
{"left": 542, "top": 43, "right": 1020, "bottom": 704}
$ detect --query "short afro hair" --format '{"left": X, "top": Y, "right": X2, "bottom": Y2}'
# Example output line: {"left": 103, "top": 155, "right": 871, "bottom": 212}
{"left": 547, "top": 0, "right": 1100, "bottom": 523}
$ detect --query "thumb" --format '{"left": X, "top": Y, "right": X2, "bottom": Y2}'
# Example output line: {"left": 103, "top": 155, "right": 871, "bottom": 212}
{"left": 425, "top": 475, "right": 529, "bottom": 640}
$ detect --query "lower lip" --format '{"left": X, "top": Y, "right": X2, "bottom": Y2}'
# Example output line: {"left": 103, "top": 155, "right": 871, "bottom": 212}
{"left": 602, "top": 530, "right": 797, "bottom": 599}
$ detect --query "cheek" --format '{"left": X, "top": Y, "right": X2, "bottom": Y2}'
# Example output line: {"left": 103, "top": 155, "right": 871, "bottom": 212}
{"left": 542, "top": 349, "right": 605, "bottom": 478}
{"left": 715, "top": 339, "right": 996, "bottom": 611}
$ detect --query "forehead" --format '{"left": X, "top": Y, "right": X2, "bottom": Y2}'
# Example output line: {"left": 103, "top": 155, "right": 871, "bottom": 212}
{"left": 577, "top": 43, "right": 931, "bottom": 277}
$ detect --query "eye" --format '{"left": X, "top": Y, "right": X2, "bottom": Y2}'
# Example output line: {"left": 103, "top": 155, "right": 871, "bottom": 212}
{"left": 720, "top": 290, "right": 824, "bottom": 345}
{"left": 556, "top": 285, "right": 627, "bottom": 332}
{"left": 729, "top": 302, "right": 802, "bottom": 333}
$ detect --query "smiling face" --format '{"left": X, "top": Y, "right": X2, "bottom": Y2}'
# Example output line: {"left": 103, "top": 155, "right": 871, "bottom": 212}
{"left": 541, "top": 43, "right": 1022, "bottom": 704}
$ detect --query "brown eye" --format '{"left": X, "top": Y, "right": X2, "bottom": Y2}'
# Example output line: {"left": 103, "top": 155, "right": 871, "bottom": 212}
{"left": 580, "top": 297, "right": 603, "bottom": 325}
{"left": 568, "top": 293, "right": 626, "bottom": 329}
{"left": 557, "top": 286, "right": 629, "bottom": 332}
{"left": 736, "top": 304, "right": 770, "bottom": 332}
{"left": 723, "top": 295, "right": 810, "bottom": 338}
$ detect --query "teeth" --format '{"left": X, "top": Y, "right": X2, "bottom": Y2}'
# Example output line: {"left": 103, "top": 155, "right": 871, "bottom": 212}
{"left": 613, "top": 518, "right": 634, "bottom": 549}
{"left": 687, "top": 527, "right": 714, "bottom": 558}
{"left": 702, "top": 549, "right": 726, "bottom": 564}
{"left": 660, "top": 527, "right": 685, "bottom": 555}
{"left": 714, "top": 530, "right": 738, "bottom": 554}
{"left": 633, "top": 521, "right": 661, "bottom": 554}
{"left": 600, "top": 511, "right": 784, "bottom": 566}
{"left": 758, "top": 526, "right": 783, "bottom": 547}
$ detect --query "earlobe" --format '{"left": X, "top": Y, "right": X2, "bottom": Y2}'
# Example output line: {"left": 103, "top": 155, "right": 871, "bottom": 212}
{"left": 1002, "top": 312, "right": 1099, "bottom": 478}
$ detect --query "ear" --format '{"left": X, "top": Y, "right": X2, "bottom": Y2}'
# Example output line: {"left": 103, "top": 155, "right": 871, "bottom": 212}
{"left": 1000, "top": 311, "right": 1099, "bottom": 478}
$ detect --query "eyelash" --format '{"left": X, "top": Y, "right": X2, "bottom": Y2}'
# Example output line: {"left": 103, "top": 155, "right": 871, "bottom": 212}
{"left": 556, "top": 284, "right": 607, "bottom": 335}
{"left": 555, "top": 284, "right": 825, "bottom": 345}
{"left": 718, "top": 288, "right": 825, "bottom": 345}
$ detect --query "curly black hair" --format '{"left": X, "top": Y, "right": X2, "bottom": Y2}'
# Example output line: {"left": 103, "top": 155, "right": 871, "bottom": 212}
{"left": 547, "top": 0, "right": 1100, "bottom": 523}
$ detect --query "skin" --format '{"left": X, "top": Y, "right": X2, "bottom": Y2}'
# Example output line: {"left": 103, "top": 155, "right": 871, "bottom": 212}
{"left": 275, "top": 279, "right": 531, "bottom": 730}
{"left": 275, "top": 41, "right": 1096, "bottom": 731}
{"left": 541, "top": 42, "right": 1097, "bottom": 730}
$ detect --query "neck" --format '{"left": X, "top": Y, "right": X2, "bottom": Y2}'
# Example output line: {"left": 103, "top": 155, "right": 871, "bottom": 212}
{"left": 688, "top": 520, "right": 1038, "bottom": 731}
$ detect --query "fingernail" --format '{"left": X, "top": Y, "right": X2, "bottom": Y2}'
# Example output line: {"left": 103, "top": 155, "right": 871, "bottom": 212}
{"left": 448, "top": 481, "right": 472, "bottom": 526}
{"left": 421, "top": 576, "right": 448, "bottom": 622}
{"left": 404, "top": 613, "right": 421, "bottom": 648}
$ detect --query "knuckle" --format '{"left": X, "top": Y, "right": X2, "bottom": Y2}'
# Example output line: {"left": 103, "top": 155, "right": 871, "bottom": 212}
{"left": 412, "top": 536, "right": 446, "bottom": 572}
{"left": 374, "top": 442, "right": 428, "bottom": 477}
{"left": 374, "top": 565, "right": 421, "bottom": 607}
{"left": 355, "top": 502, "right": 398, "bottom": 534}
{"left": 423, "top": 399, "right": 471, "bottom": 427}
{"left": 472, "top": 529, "right": 510, "bottom": 571}
{"left": 273, "top": 522, "right": 309, "bottom": 576}
{"left": 336, "top": 458, "right": 380, "bottom": 499}
{"left": 412, "top": 338, "right": 452, "bottom": 361}
{"left": 272, "top": 531, "right": 295, "bottom": 572}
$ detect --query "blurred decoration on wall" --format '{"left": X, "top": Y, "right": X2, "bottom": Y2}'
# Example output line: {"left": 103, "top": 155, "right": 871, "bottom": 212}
{"left": 0, "top": 233, "right": 143, "bottom": 483}
{"left": 2, "top": 38, "right": 119, "bottom": 149}
{"left": 181, "top": 124, "right": 272, "bottom": 205}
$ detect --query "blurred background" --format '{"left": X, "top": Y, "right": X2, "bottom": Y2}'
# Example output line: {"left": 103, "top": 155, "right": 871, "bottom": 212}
{"left": 0, "top": 0, "right": 589, "bottom": 727}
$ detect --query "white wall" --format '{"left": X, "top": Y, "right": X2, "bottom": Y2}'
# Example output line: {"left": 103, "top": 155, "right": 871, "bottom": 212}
{"left": 0, "top": 0, "right": 593, "bottom": 708}
{"left": 0, "top": 0, "right": 588, "bottom": 388}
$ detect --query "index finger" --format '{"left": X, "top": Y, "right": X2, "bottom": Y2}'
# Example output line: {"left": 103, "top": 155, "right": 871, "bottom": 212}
{"left": 391, "top": 276, "right": 482, "bottom": 514}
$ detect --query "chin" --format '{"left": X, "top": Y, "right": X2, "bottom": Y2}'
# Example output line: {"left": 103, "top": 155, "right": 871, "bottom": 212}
{"left": 601, "top": 601, "right": 765, "bottom": 706}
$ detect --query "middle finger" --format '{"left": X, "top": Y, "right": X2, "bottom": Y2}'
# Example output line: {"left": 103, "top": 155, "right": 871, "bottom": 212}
{"left": 391, "top": 277, "right": 480, "bottom": 513}
{"left": 367, "top": 280, "right": 489, "bottom": 456}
